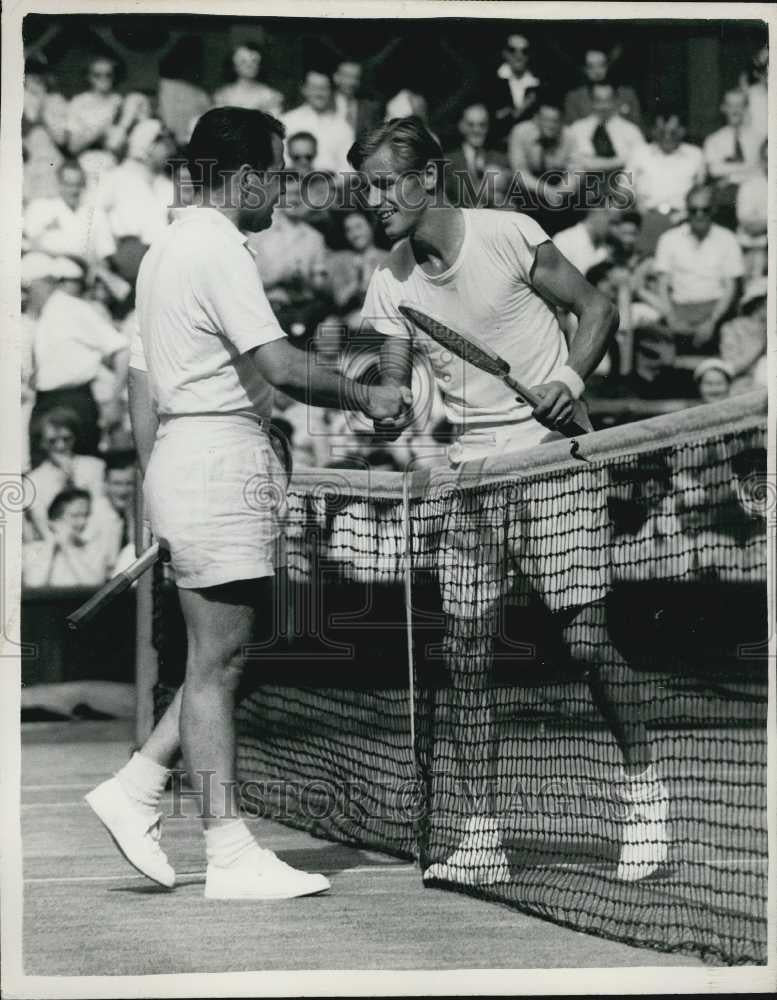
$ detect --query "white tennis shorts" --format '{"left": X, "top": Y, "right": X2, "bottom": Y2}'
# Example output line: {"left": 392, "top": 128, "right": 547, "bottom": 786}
{"left": 144, "top": 413, "right": 287, "bottom": 589}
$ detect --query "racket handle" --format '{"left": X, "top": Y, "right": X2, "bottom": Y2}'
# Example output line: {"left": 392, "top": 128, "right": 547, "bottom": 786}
{"left": 503, "top": 374, "right": 592, "bottom": 438}
{"left": 66, "top": 543, "right": 160, "bottom": 630}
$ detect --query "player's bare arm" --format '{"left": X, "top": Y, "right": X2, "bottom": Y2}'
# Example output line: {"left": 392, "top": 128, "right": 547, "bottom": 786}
{"left": 530, "top": 240, "right": 619, "bottom": 430}
{"left": 127, "top": 367, "right": 159, "bottom": 478}
{"left": 253, "top": 337, "right": 412, "bottom": 422}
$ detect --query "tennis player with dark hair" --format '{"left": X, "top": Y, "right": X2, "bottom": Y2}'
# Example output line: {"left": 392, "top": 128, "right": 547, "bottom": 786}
{"left": 348, "top": 116, "right": 668, "bottom": 884}
{"left": 85, "top": 107, "right": 410, "bottom": 900}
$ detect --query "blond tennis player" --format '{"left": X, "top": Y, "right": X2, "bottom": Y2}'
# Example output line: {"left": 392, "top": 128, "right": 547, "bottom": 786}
{"left": 85, "top": 107, "right": 410, "bottom": 900}
{"left": 348, "top": 116, "right": 668, "bottom": 885}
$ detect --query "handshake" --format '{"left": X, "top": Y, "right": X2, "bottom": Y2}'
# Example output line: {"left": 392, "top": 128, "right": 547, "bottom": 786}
{"left": 363, "top": 384, "right": 414, "bottom": 442}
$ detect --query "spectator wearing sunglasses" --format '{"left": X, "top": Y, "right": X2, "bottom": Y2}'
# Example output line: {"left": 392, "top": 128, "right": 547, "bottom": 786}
{"left": 653, "top": 185, "right": 744, "bottom": 354}
{"left": 487, "top": 34, "right": 542, "bottom": 139}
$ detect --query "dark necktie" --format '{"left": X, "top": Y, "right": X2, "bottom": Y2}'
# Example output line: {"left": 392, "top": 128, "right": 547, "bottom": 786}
{"left": 592, "top": 122, "right": 616, "bottom": 158}
{"left": 732, "top": 128, "right": 744, "bottom": 162}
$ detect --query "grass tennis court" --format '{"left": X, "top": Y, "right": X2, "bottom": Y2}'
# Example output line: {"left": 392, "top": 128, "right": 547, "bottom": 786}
{"left": 21, "top": 720, "right": 705, "bottom": 975}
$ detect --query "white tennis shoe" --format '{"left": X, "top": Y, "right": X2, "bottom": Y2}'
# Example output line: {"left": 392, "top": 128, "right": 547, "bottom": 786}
{"left": 616, "top": 769, "right": 669, "bottom": 882}
{"left": 204, "top": 849, "right": 331, "bottom": 900}
{"left": 85, "top": 777, "right": 175, "bottom": 888}
{"left": 423, "top": 815, "right": 512, "bottom": 887}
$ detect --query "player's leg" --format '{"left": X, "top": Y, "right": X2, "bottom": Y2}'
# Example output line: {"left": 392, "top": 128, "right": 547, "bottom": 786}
{"left": 562, "top": 600, "right": 668, "bottom": 881}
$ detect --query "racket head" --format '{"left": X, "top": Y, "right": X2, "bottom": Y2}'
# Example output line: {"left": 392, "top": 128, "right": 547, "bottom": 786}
{"left": 398, "top": 303, "right": 510, "bottom": 378}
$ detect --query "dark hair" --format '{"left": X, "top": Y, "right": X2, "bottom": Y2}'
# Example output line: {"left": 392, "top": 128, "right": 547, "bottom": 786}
{"left": 288, "top": 131, "right": 318, "bottom": 149}
{"left": 48, "top": 487, "right": 91, "bottom": 521}
{"left": 347, "top": 116, "right": 445, "bottom": 182}
{"left": 367, "top": 448, "right": 401, "bottom": 471}
{"left": 585, "top": 261, "right": 612, "bottom": 287}
{"left": 534, "top": 90, "right": 563, "bottom": 115}
{"left": 221, "top": 41, "right": 263, "bottom": 84}
{"left": 39, "top": 406, "right": 82, "bottom": 437}
{"left": 104, "top": 449, "right": 137, "bottom": 474}
{"left": 618, "top": 210, "right": 642, "bottom": 227}
{"left": 186, "top": 107, "right": 285, "bottom": 185}
{"left": 685, "top": 183, "right": 716, "bottom": 209}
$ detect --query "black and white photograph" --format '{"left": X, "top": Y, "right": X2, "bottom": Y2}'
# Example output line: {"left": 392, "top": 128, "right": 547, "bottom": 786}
{"left": 0, "top": 2, "right": 774, "bottom": 996}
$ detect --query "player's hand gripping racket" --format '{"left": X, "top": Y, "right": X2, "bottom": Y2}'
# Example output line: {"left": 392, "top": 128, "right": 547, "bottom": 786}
{"left": 66, "top": 542, "right": 161, "bottom": 630}
{"left": 397, "top": 303, "right": 593, "bottom": 438}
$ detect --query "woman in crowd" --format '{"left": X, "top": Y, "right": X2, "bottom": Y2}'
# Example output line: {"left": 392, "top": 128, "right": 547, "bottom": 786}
{"left": 213, "top": 42, "right": 283, "bottom": 116}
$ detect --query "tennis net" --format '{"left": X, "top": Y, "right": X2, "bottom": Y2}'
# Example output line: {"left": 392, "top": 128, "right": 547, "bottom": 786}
{"left": 152, "top": 389, "right": 769, "bottom": 965}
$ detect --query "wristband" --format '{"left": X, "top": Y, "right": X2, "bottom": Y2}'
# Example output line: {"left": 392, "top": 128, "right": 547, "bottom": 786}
{"left": 552, "top": 365, "right": 585, "bottom": 400}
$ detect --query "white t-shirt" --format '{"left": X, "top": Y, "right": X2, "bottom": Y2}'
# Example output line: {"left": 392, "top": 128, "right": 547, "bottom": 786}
{"left": 653, "top": 223, "right": 745, "bottom": 304}
{"left": 33, "top": 290, "right": 128, "bottom": 392}
{"left": 134, "top": 207, "right": 286, "bottom": 418}
{"left": 362, "top": 209, "right": 568, "bottom": 437}
{"left": 626, "top": 142, "right": 705, "bottom": 213}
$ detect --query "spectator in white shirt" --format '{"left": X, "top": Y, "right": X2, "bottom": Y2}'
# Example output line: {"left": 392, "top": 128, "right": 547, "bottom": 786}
{"left": 28, "top": 263, "right": 130, "bottom": 456}
{"left": 25, "top": 409, "right": 106, "bottom": 542}
{"left": 213, "top": 43, "right": 283, "bottom": 116}
{"left": 736, "top": 138, "right": 768, "bottom": 280}
{"left": 741, "top": 45, "right": 768, "bottom": 139}
{"left": 22, "top": 57, "right": 68, "bottom": 202}
{"left": 23, "top": 487, "right": 113, "bottom": 589}
{"left": 85, "top": 449, "right": 137, "bottom": 570}
{"left": 703, "top": 89, "right": 762, "bottom": 230}
{"left": 567, "top": 81, "right": 644, "bottom": 179}
{"left": 553, "top": 208, "right": 612, "bottom": 276}
{"left": 625, "top": 112, "right": 706, "bottom": 253}
{"left": 24, "top": 159, "right": 115, "bottom": 266}
{"left": 653, "top": 185, "right": 744, "bottom": 353}
{"left": 282, "top": 71, "right": 355, "bottom": 175}
{"left": 99, "top": 119, "right": 176, "bottom": 253}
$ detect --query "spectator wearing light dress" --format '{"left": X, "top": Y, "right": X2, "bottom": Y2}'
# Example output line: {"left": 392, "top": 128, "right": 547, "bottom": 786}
{"left": 213, "top": 43, "right": 283, "bottom": 116}
{"left": 652, "top": 185, "right": 744, "bottom": 354}
{"left": 282, "top": 70, "right": 355, "bottom": 175}
{"left": 24, "top": 159, "right": 115, "bottom": 267}
{"left": 625, "top": 112, "right": 705, "bottom": 254}
{"left": 22, "top": 57, "right": 69, "bottom": 202}
{"left": 703, "top": 89, "right": 763, "bottom": 231}
{"left": 66, "top": 56, "right": 150, "bottom": 189}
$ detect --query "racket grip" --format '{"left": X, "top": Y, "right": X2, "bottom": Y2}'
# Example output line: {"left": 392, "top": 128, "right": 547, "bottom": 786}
{"left": 66, "top": 543, "right": 160, "bottom": 630}
{"left": 504, "top": 374, "right": 592, "bottom": 438}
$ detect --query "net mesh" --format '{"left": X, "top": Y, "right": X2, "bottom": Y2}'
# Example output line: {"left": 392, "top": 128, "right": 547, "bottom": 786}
{"left": 152, "top": 391, "right": 769, "bottom": 966}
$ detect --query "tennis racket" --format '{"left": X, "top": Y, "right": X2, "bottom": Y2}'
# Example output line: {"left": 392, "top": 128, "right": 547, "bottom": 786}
{"left": 397, "top": 302, "right": 593, "bottom": 438}
{"left": 66, "top": 543, "right": 161, "bottom": 631}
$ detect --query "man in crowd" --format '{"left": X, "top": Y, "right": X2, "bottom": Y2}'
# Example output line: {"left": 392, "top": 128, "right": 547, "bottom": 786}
{"left": 487, "top": 34, "right": 542, "bottom": 139}
{"left": 567, "top": 81, "right": 644, "bottom": 180}
{"left": 23, "top": 487, "right": 113, "bottom": 588}
{"left": 703, "top": 89, "right": 763, "bottom": 230}
{"left": 625, "top": 111, "right": 706, "bottom": 253}
{"left": 282, "top": 70, "right": 355, "bottom": 175}
{"left": 553, "top": 207, "right": 612, "bottom": 277}
{"left": 26, "top": 254, "right": 129, "bottom": 456}
{"left": 85, "top": 449, "right": 138, "bottom": 571}
{"left": 719, "top": 276, "right": 768, "bottom": 395}
{"left": 653, "top": 185, "right": 745, "bottom": 353}
{"left": 332, "top": 59, "right": 381, "bottom": 136}
{"left": 508, "top": 96, "right": 577, "bottom": 233}
{"left": 564, "top": 48, "right": 641, "bottom": 127}
{"left": 24, "top": 159, "right": 115, "bottom": 266}
{"left": 444, "top": 103, "right": 507, "bottom": 208}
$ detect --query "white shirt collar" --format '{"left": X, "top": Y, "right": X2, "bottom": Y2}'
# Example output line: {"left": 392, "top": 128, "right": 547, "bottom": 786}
{"left": 497, "top": 63, "right": 539, "bottom": 86}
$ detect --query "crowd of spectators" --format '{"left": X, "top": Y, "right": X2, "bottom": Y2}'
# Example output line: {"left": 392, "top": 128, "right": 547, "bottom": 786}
{"left": 20, "top": 30, "right": 769, "bottom": 591}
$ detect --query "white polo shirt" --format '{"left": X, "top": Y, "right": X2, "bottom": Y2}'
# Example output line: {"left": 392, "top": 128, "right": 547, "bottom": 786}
{"left": 653, "top": 223, "right": 745, "bottom": 304}
{"left": 134, "top": 208, "right": 286, "bottom": 419}
{"left": 362, "top": 209, "right": 567, "bottom": 436}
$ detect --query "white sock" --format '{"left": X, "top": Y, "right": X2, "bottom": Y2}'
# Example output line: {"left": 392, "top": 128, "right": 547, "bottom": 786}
{"left": 204, "top": 819, "right": 262, "bottom": 869}
{"left": 116, "top": 752, "right": 169, "bottom": 812}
